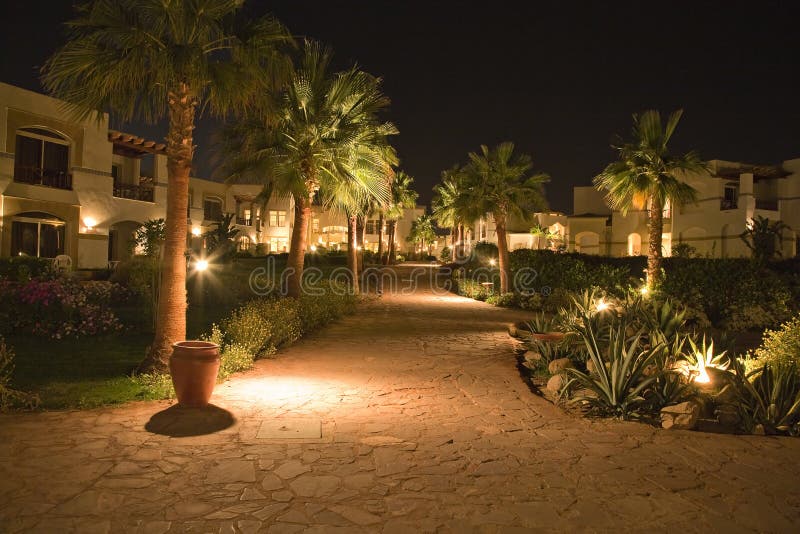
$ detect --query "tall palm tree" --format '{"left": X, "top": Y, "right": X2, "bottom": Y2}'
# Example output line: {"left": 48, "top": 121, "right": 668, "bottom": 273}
{"left": 221, "top": 41, "right": 397, "bottom": 296}
{"left": 594, "top": 109, "right": 707, "bottom": 289}
{"left": 42, "top": 0, "right": 292, "bottom": 373}
{"left": 460, "top": 142, "right": 549, "bottom": 293}
{"left": 432, "top": 166, "right": 468, "bottom": 261}
{"left": 384, "top": 171, "right": 418, "bottom": 264}
{"left": 407, "top": 214, "right": 436, "bottom": 256}
{"left": 740, "top": 215, "right": 790, "bottom": 263}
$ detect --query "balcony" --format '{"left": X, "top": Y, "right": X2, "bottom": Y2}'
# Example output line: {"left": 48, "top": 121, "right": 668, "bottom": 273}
{"left": 113, "top": 182, "right": 155, "bottom": 202}
{"left": 236, "top": 216, "right": 252, "bottom": 226}
{"left": 720, "top": 199, "right": 738, "bottom": 210}
{"left": 14, "top": 165, "right": 72, "bottom": 190}
{"left": 755, "top": 199, "right": 778, "bottom": 211}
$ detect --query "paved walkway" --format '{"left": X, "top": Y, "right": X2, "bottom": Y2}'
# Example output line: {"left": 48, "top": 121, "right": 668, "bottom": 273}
{"left": 2, "top": 268, "right": 800, "bottom": 533}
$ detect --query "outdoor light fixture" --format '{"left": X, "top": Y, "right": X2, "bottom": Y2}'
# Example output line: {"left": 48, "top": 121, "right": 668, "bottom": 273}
{"left": 83, "top": 217, "right": 97, "bottom": 232}
{"left": 596, "top": 298, "right": 609, "bottom": 311}
{"left": 489, "top": 259, "right": 496, "bottom": 266}
{"left": 694, "top": 361, "right": 711, "bottom": 384}
{"left": 195, "top": 259, "right": 209, "bottom": 272}
{"left": 640, "top": 286, "right": 649, "bottom": 296}
{"left": 310, "top": 245, "right": 317, "bottom": 252}
{"left": 191, "top": 227, "right": 202, "bottom": 237}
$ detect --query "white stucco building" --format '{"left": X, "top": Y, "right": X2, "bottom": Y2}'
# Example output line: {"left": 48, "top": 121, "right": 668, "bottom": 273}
{"left": 0, "top": 82, "right": 421, "bottom": 269}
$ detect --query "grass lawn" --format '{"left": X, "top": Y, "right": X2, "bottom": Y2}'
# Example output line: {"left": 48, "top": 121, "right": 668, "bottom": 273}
{"left": 9, "top": 333, "right": 156, "bottom": 409}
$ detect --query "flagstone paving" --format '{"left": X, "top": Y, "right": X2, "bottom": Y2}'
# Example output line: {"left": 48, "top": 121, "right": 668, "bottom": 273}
{"left": 2, "top": 267, "right": 800, "bottom": 533}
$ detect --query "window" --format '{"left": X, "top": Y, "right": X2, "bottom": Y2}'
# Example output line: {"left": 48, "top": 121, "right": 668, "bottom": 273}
{"left": 312, "top": 218, "right": 320, "bottom": 232}
{"left": 111, "top": 164, "right": 123, "bottom": 183}
{"left": 237, "top": 236, "right": 251, "bottom": 252}
{"left": 721, "top": 185, "right": 738, "bottom": 210}
{"left": 11, "top": 212, "right": 66, "bottom": 258}
{"left": 204, "top": 197, "right": 223, "bottom": 222}
{"left": 269, "top": 237, "right": 288, "bottom": 253}
{"left": 187, "top": 190, "right": 194, "bottom": 217}
{"left": 366, "top": 219, "right": 381, "bottom": 234}
{"left": 269, "top": 210, "right": 287, "bottom": 227}
{"left": 14, "top": 128, "right": 71, "bottom": 189}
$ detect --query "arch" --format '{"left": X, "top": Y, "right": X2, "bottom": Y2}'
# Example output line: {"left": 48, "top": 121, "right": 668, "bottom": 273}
{"left": 11, "top": 211, "right": 66, "bottom": 258}
{"left": 18, "top": 126, "right": 70, "bottom": 142}
{"left": 14, "top": 211, "right": 65, "bottom": 222}
{"left": 627, "top": 233, "right": 642, "bottom": 256}
{"left": 574, "top": 231, "right": 600, "bottom": 255}
{"left": 680, "top": 226, "right": 708, "bottom": 255}
{"left": 14, "top": 126, "right": 72, "bottom": 189}
{"left": 109, "top": 220, "right": 144, "bottom": 261}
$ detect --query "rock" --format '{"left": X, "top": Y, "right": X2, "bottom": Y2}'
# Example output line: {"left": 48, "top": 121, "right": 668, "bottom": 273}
{"left": 546, "top": 374, "right": 565, "bottom": 394}
{"left": 548, "top": 358, "right": 573, "bottom": 374}
{"left": 716, "top": 404, "right": 740, "bottom": 428}
{"left": 205, "top": 460, "right": 255, "bottom": 484}
{"left": 660, "top": 401, "right": 700, "bottom": 430}
{"left": 274, "top": 460, "right": 311, "bottom": 480}
{"left": 525, "top": 352, "right": 543, "bottom": 363}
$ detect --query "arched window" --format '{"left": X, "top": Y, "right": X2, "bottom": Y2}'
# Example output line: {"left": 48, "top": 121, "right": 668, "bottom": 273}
{"left": 627, "top": 233, "right": 642, "bottom": 256}
{"left": 11, "top": 212, "right": 66, "bottom": 258}
{"left": 14, "top": 127, "right": 71, "bottom": 189}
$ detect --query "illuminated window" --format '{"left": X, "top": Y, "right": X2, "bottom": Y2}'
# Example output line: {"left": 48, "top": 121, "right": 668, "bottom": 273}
{"left": 237, "top": 235, "right": 251, "bottom": 252}
{"left": 312, "top": 218, "right": 319, "bottom": 232}
{"left": 269, "top": 237, "right": 288, "bottom": 253}
{"left": 269, "top": 210, "right": 287, "bottom": 227}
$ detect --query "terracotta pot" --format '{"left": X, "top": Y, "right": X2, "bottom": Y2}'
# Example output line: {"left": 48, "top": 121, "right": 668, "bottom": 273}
{"left": 169, "top": 341, "right": 221, "bottom": 408}
{"left": 530, "top": 332, "right": 565, "bottom": 343}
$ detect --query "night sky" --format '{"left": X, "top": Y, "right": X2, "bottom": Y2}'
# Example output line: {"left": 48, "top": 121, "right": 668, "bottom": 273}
{"left": 1, "top": 1, "right": 798, "bottom": 212}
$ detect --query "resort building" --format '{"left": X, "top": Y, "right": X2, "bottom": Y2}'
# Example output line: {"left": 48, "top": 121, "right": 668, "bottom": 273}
{"left": 460, "top": 160, "right": 799, "bottom": 259}
{"left": 0, "top": 82, "right": 420, "bottom": 269}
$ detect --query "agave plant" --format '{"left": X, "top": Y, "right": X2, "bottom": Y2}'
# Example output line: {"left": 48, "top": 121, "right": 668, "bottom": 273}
{"left": 681, "top": 335, "right": 730, "bottom": 385}
{"left": 563, "top": 320, "right": 661, "bottom": 419}
{"left": 524, "top": 312, "right": 557, "bottom": 334}
{"left": 729, "top": 361, "right": 800, "bottom": 435}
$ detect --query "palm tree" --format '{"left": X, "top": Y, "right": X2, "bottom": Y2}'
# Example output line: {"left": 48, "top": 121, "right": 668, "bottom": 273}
{"left": 407, "top": 214, "right": 436, "bottom": 256}
{"left": 740, "top": 215, "right": 790, "bottom": 263}
{"left": 203, "top": 213, "right": 240, "bottom": 261}
{"left": 221, "top": 41, "right": 397, "bottom": 296}
{"left": 384, "top": 171, "right": 418, "bottom": 264}
{"left": 459, "top": 142, "right": 549, "bottom": 293}
{"left": 594, "top": 110, "right": 707, "bottom": 289}
{"left": 432, "top": 166, "right": 469, "bottom": 261}
{"left": 42, "top": 0, "right": 292, "bottom": 373}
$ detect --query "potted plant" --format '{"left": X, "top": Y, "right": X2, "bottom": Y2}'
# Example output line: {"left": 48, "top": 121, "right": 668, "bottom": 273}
{"left": 169, "top": 341, "right": 221, "bottom": 407}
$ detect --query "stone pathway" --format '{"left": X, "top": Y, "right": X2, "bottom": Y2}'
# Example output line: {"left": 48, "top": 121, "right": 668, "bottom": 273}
{"left": 2, "top": 267, "right": 800, "bottom": 533}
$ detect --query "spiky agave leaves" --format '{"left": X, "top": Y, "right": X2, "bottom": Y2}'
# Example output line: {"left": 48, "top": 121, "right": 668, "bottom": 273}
{"left": 562, "top": 323, "right": 662, "bottom": 420}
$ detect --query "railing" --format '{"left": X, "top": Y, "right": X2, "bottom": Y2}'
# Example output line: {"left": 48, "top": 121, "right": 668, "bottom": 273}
{"left": 14, "top": 165, "right": 72, "bottom": 190}
{"left": 720, "top": 198, "right": 738, "bottom": 210}
{"left": 755, "top": 199, "right": 778, "bottom": 211}
{"left": 113, "top": 182, "right": 155, "bottom": 202}
{"left": 236, "top": 216, "right": 252, "bottom": 226}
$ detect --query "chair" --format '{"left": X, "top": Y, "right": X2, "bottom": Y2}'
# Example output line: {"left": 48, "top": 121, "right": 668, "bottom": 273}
{"left": 53, "top": 254, "right": 72, "bottom": 271}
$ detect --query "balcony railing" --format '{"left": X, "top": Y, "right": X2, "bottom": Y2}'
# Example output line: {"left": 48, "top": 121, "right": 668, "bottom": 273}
{"left": 236, "top": 216, "right": 252, "bottom": 226}
{"left": 755, "top": 199, "right": 778, "bottom": 211}
{"left": 113, "top": 182, "right": 155, "bottom": 202}
{"left": 14, "top": 165, "right": 72, "bottom": 190}
{"left": 720, "top": 199, "right": 738, "bottom": 210}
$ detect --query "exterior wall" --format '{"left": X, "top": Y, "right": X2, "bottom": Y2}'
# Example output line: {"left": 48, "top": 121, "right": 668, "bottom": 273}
{"left": 566, "top": 159, "right": 800, "bottom": 258}
{"left": 0, "top": 82, "right": 425, "bottom": 267}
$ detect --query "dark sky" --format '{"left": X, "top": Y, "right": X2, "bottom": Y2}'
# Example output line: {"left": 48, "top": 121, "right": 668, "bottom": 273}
{"left": 2, "top": 1, "right": 798, "bottom": 212}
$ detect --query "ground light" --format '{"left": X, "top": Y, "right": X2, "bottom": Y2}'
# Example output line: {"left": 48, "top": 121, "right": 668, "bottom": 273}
{"left": 191, "top": 227, "right": 202, "bottom": 237}
{"left": 195, "top": 259, "right": 209, "bottom": 272}
{"left": 489, "top": 259, "right": 496, "bottom": 266}
{"left": 640, "top": 286, "right": 648, "bottom": 296}
{"left": 310, "top": 245, "right": 317, "bottom": 252}
{"left": 596, "top": 298, "right": 609, "bottom": 311}
{"left": 694, "top": 362, "right": 711, "bottom": 384}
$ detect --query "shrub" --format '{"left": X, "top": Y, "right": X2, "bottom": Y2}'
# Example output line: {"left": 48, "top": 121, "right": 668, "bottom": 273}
{"left": 222, "top": 298, "right": 301, "bottom": 357}
{"left": 132, "top": 218, "right": 166, "bottom": 257}
{"left": 0, "top": 256, "right": 56, "bottom": 282}
{"left": 0, "top": 279, "right": 122, "bottom": 338}
{"left": 472, "top": 241, "right": 498, "bottom": 263}
{"left": 440, "top": 246, "right": 452, "bottom": 263}
{"left": 299, "top": 289, "right": 356, "bottom": 333}
{"left": 728, "top": 361, "right": 800, "bottom": 436}
{"left": 486, "top": 292, "right": 517, "bottom": 307}
{"left": 0, "top": 337, "right": 39, "bottom": 411}
{"left": 753, "top": 314, "right": 800, "bottom": 370}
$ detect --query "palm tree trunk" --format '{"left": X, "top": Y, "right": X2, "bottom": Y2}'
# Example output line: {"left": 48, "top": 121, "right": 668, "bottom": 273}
{"left": 286, "top": 194, "right": 311, "bottom": 297}
{"left": 455, "top": 223, "right": 465, "bottom": 262}
{"left": 496, "top": 219, "right": 510, "bottom": 294}
{"left": 647, "top": 200, "right": 664, "bottom": 289}
{"left": 388, "top": 220, "right": 397, "bottom": 264}
{"left": 377, "top": 213, "right": 384, "bottom": 261}
{"left": 357, "top": 215, "right": 365, "bottom": 272}
{"left": 139, "top": 84, "right": 195, "bottom": 374}
{"left": 347, "top": 214, "right": 359, "bottom": 294}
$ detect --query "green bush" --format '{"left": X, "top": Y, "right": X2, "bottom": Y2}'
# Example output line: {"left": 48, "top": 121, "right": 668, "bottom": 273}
{"left": 299, "top": 289, "right": 356, "bottom": 333}
{"left": 753, "top": 314, "right": 800, "bottom": 369}
{"left": 728, "top": 361, "right": 800, "bottom": 436}
{"left": 0, "top": 337, "right": 39, "bottom": 410}
{"left": 661, "top": 258, "right": 792, "bottom": 331}
{"left": 0, "top": 256, "right": 56, "bottom": 282}
{"left": 486, "top": 292, "right": 517, "bottom": 307}
{"left": 222, "top": 298, "right": 301, "bottom": 357}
